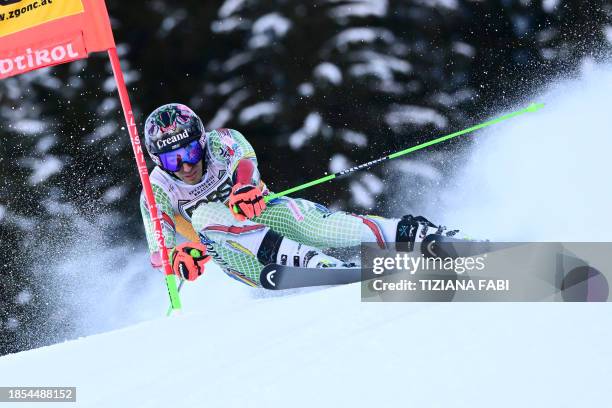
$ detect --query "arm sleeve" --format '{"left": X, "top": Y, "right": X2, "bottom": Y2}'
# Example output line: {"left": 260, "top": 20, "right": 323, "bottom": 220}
{"left": 140, "top": 184, "right": 177, "bottom": 263}
{"left": 228, "top": 129, "right": 262, "bottom": 186}
{"left": 227, "top": 129, "right": 256, "bottom": 168}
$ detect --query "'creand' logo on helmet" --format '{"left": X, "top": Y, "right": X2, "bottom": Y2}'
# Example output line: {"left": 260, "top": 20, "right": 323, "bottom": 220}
{"left": 156, "top": 129, "right": 190, "bottom": 149}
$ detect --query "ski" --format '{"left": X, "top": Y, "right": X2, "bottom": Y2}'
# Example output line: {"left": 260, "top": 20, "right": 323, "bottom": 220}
{"left": 420, "top": 234, "right": 492, "bottom": 258}
{"left": 260, "top": 234, "right": 493, "bottom": 290}
{"left": 259, "top": 263, "right": 375, "bottom": 290}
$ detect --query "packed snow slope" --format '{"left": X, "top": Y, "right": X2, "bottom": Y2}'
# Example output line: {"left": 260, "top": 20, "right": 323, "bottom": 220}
{"left": 1, "top": 271, "right": 611, "bottom": 408}
{"left": 1, "top": 63, "right": 612, "bottom": 407}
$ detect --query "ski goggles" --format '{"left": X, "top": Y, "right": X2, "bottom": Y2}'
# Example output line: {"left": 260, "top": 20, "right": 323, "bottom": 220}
{"left": 158, "top": 140, "right": 204, "bottom": 172}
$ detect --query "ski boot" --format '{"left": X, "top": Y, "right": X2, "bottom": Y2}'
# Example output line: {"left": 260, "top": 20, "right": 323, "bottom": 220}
{"left": 275, "top": 238, "right": 351, "bottom": 269}
{"left": 396, "top": 215, "right": 458, "bottom": 250}
{"left": 394, "top": 214, "right": 490, "bottom": 258}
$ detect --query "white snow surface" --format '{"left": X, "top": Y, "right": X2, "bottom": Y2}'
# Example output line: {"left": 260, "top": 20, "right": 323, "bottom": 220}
{"left": 2, "top": 64, "right": 612, "bottom": 408}
{"left": 0, "top": 269, "right": 610, "bottom": 407}
{"left": 419, "top": 61, "right": 612, "bottom": 242}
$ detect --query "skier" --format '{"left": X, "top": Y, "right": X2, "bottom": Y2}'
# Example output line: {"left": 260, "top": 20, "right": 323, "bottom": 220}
{"left": 140, "top": 103, "right": 454, "bottom": 286}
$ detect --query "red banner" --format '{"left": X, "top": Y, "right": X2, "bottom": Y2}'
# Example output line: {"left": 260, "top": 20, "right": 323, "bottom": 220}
{"left": 0, "top": 0, "right": 115, "bottom": 79}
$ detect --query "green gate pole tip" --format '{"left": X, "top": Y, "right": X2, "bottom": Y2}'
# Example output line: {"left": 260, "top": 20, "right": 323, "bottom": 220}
{"left": 526, "top": 102, "right": 545, "bottom": 112}
{"left": 165, "top": 274, "right": 182, "bottom": 316}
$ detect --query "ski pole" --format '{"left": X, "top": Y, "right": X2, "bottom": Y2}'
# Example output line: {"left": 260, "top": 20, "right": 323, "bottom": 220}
{"left": 233, "top": 103, "right": 543, "bottom": 213}
{"left": 166, "top": 279, "right": 185, "bottom": 316}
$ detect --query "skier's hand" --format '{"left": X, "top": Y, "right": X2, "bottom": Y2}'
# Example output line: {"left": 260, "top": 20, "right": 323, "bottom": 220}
{"left": 170, "top": 242, "right": 211, "bottom": 281}
{"left": 229, "top": 183, "right": 266, "bottom": 221}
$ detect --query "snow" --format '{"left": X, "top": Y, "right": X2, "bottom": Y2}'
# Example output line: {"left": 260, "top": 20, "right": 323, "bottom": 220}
{"left": 238, "top": 101, "right": 279, "bottom": 124}
{"left": 432, "top": 89, "right": 474, "bottom": 107}
{"left": 12, "top": 119, "right": 46, "bottom": 135}
{"left": 385, "top": 105, "right": 448, "bottom": 131}
{"left": 222, "top": 52, "right": 253, "bottom": 71}
{"left": 43, "top": 198, "right": 75, "bottom": 216}
{"left": 252, "top": 13, "right": 291, "bottom": 37}
{"left": 329, "top": 153, "right": 350, "bottom": 173}
{"left": 452, "top": 41, "right": 476, "bottom": 58}
{"left": 289, "top": 112, "right": 323, "bottom": 149}
{"left": 15, "top": 291, "right": 32, "bottom": 305}
{"left": 102, "top": 186, "right": 127, "bottom": 204}
{"left": 542, "top": 0, "right": 560, "bottom": 12}
{"left": 211, "top": 17, "right": 245, "bottom": 34}
{"left": 217, "top": 78, "right": 244, "bottom": 96}
{"left": 218, "top": 0, "right": 245, "bottom": 18}
{"left": 298, "top": 82, "right": 315, "bottom": 97}
{"left": 360, "top": 173, "right": 384, "bottom": 194}
{"left": 2, "top": 78, "right": 23, "bottom": 100}
{"left": 350, "top": 180, "right": 375, "bottom": 208}
{"left": 96, "top": 97, "right": 118, "bottom": 115}
{"left": 605, "top": 25, "right": 612, "bottom": 44}
{"left": 314, "top": 62, "right": 343, "bottom": 85}
{"left": 4, "top": 318, "right": 19, "bottom": 330}
{"left": 331, "top": 28, "right": 395, "bottom": 51}
{"left": 5, "top": 269, "right": 611, "bottom": 408}
{"left": 36, "top": 70, "right": 62, "bottom": 90}
{"left": 207, "top": 108, "right": 232, "bottom": 129}
{"left": 347, "top": 51, "right": 411, "bottom": 85}
{"left": 395, "top": 160, "right": 443, "bottom": 182}
{"left": 512, "top": 14, "right": 530, "bottom": 37}
{"left": 349, "top": 59, "right": 410, "bottom": 82}
{"left": 249, "top": 13, "right": 292, "bottom": 48}
{"left": 158, "top": 9, "right": 188, "bottom": 37}
{"left": 537, "top": 27, "right": 557, "bottom": 43}
{"left": 328, "top": 0, "right": 388, "bottom": 19}
{"left": 1, "top": 62, "right": 612, "bottom": 408}
{"left": 414, "top": 0, "right": 458, "bottom": 9}
{"left": 27, "top": 156, "right": 63, "bottom": 185}
{"left": 207, "top": 89, "right": 250, "bottom": 128}
{"left": 35, "top": 135, "right": 57, "bottom": 153}
{"left": 102, "top": 70, "right": 139, "bottom": 93}
{"left": 417, "top": 62, "right": 612, "bottom": 242}
{"left": 341, "top": 129, "right": 368, "bottom": 146}
{"left": 10, "top": 214, "right": 35, "bottom": 230}
{"left": 87, "top": 122, "right": 118, "bottom": 143}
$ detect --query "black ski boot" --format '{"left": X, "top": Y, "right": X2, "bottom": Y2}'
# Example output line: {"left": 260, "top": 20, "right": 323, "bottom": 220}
{"left": 395, "top": 214, "right": 459, "bottom": 252}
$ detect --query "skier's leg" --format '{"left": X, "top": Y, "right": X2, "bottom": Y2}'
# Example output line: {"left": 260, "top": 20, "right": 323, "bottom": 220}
{"left": 252, "top": 197, "right": 453, "bottom": 251}
{"left": 191, "top": 201, "right": 345, "bottom": 286}
{"left": 250, "top": 198, "right": 389, "bottom": 248}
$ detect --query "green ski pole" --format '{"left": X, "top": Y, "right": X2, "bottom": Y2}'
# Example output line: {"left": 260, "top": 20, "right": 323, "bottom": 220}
{"left": 167, "top": 279, "right": 185, "bottom": 316}
{"left": 233, "top": 103, "right": 543, "bottom": 214}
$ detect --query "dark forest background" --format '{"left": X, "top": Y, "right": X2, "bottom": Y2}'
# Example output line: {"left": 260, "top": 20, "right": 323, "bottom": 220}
{"left": 0, "top": 0, "right": 610, "bottom": 355}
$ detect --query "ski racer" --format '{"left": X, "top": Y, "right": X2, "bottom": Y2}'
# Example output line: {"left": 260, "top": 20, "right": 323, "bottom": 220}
{"left": 140, "top": 103, "right": 455, "bottom": 286}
